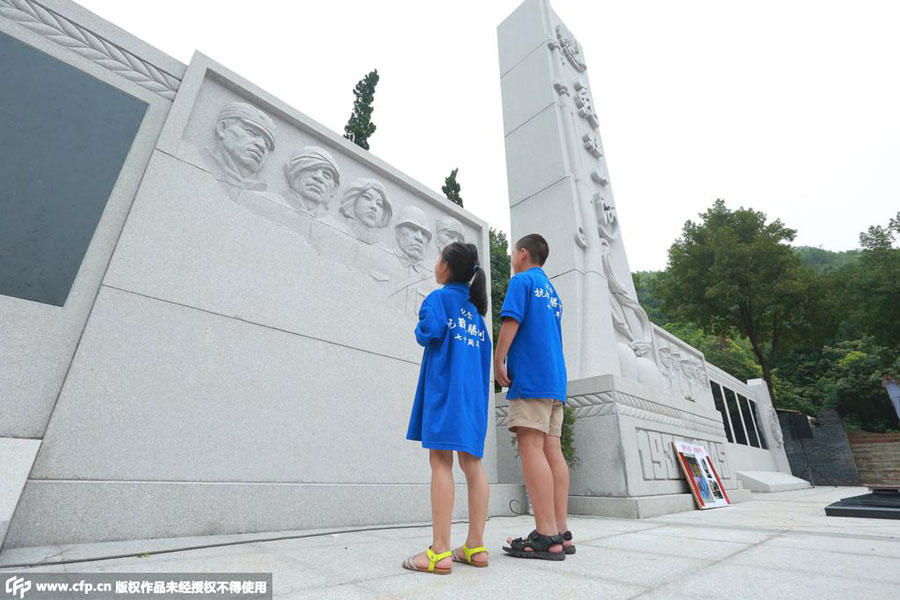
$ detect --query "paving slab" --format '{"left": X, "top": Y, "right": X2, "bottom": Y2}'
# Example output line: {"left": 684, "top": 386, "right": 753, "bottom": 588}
{"left": 1, "top": 488, "right": 898, "bottom": 599}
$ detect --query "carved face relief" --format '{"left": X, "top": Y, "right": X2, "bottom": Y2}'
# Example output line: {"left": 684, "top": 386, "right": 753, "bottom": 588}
{"left": 353, "top": 189, "right": 386, "bottom": 228}
{"left": 436, "top": 228, "right": 464, "bottom": 253}
{"left": 397, "top": 224, "right": 428, "bottom": 262}
{"left": 292, "top": 167, "right": 337, "bottom": 207}
{"left": 218, "top": 119, "right": 270, "bottom": 173}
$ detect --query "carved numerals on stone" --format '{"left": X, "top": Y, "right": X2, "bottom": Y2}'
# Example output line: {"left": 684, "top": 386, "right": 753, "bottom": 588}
{"left": 593, "top": 192, "right": 619, "bottom": 240}
{"left": 573, "top": 80, "right": 599, "bottom": 129}
{"left": 636, "top": 430, "right": 682, "bottom": 480}
{"left": 636, "top": 429, "right": 732, "bottom": 483}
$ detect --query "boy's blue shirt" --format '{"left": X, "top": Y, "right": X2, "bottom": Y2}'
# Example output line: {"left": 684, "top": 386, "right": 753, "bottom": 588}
{"left": 407, "top": 282, "right": 492, "bottom": 457}
{"left": 500, "top": 267, "right": 567, "bottom": 402}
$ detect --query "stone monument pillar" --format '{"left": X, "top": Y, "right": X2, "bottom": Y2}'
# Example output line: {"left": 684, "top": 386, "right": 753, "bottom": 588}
{"left": 497, "top": 0, "right": 752, "bottom": 516}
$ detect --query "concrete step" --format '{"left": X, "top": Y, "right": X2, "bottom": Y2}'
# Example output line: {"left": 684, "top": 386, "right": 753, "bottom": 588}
{"left": 851, "top": 455, "right": 900, "bottom": 460}
{"left": 852, "top": 455, "right": 900, "bottom": 461}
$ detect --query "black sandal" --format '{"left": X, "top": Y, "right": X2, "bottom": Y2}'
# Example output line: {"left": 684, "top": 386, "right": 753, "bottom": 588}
{"left": 561, "top": 530, "right": 576, "bottom": 555}
{"left": 502, "top": 529, "right": 565, "bottom": 561}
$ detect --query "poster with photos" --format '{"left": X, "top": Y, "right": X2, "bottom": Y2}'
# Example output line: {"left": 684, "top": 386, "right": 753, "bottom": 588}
{"left": 672, "top": 440, "right": 730, "bottom": 510}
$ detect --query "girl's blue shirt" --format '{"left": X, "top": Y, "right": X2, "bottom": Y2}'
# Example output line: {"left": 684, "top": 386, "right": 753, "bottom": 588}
{"left": 406, "top": 282, "right": 492, "bottom": 457}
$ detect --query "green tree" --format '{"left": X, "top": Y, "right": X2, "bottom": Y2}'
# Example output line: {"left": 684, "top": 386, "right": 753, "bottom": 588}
{"left": 775, "top": 339, "right": 900, "bottom": 431}
{"left": 847, "top": 212, "right": 900, "bottom": 349}
{"left": 793, "top": 246, "right": 860, "bottom": 274}
{"left": 632, "top": 270, "right": 669, "bottom": 325}
{"left": 343, "top": 69, "right": 379, "bottom": 150}
{"left": 442, "top": 168, "right": 463, "bottom": 207}
{"left": 489, "top": 227, "right": 511, "bottom": 347}
{"left": 658, "top": 199, "right": 835, "bottom": 402}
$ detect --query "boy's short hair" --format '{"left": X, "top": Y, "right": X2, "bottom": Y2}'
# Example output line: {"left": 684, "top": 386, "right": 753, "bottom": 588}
{"left": 515, "top": 233, "right": 550, "bottom": 266}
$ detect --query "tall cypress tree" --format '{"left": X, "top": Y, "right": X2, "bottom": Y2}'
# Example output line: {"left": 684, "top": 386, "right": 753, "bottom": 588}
{"left": 442, "top": 167, "right": 463, "bottom": 207}
{"left": 343, "top": 69, "right": 379, "bottom": 150}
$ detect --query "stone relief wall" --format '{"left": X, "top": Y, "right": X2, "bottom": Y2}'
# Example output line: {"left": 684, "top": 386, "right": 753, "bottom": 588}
{"left": 165, "top": 61, "right": 479, "bottom": 320}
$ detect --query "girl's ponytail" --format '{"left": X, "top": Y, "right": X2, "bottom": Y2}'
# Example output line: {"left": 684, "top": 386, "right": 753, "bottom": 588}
{"left": 465, "top": 243, "right": 488, "bottom": 317}
{"left": 441, "top": 241, "right": 489, "bottom": 316}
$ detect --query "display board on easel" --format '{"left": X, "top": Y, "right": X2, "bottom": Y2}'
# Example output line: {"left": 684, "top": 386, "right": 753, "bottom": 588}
{"left": 672, "top": 440, "right": 731, "bottom": 510}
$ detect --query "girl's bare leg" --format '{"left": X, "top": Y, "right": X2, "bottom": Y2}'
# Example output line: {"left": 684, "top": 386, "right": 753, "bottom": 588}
{"left": 411, "top": 449, "right": 454, "bottom": 570}
{"left": 455, "top": 452, "right": 489, "bottom": 564}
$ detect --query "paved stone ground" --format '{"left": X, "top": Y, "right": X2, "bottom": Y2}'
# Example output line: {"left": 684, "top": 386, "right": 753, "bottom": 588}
{"left": 2, "top": 487, "right": 899, "bottom": 599}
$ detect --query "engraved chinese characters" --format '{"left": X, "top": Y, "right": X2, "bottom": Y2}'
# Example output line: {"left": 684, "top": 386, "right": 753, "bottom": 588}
{"left": 202, "top": 102, "right": 277, "bottom": 194}
{"left": 533, "top": 282, "right": 562, "bottom": 320}
{"left": 556, "top": 24, "right": 586, "bottom": 72}
{"left": 449, "top": 307, "right": 487, "bottom": 349}
{"left": 549, "top": 27, "right": 619, "bottom": 243}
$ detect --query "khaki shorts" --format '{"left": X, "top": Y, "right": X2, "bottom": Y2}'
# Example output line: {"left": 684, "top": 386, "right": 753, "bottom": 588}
{"left": 507, "top": 398, "right": 564, "bottom": 437}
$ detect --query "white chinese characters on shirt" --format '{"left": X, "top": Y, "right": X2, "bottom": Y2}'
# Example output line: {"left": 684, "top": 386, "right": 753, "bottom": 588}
{"left": 447, "top": 307, "right": 485, "bottom": 349}
{"left": 534, "top": 284, "right": 562, "bottom": 319}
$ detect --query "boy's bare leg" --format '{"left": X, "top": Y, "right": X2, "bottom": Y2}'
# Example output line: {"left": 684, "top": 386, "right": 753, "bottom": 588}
{"left": 544, "top": 434, "right": 571, "bottom": 546}
{"left": 508, "top": 427, "right": 562, "bottom": 552}
{"left": 412, "top": 449, "right": 454, "bottom": 570}
{"left": 455, "top": 452, "right": 489, "bottom": 564}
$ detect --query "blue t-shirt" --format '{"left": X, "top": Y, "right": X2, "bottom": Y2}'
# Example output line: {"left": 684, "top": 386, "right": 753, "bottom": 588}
{"left": 406, "top": 283, "right": 492, "bottom": 457}
{"left": 500, "top": 267, "right": 567, "bottom": 402}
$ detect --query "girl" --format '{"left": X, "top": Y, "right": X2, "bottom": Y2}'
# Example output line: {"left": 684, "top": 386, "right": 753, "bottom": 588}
{"left": 402, "top": 242, "right": 492, "bottom": 575}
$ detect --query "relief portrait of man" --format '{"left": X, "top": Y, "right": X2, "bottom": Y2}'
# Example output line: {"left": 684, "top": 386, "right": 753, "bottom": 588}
{"left": 393, "top": 206, "right": 433, "bottom": 275}
{"left": 434, "top": 216, "right": 465, "bottom": 253}
{"left": 201, "top": 102, "right": 277, "bottom": 192}
{"left": 282, "top": 146, "right": 341, "bottom": 218}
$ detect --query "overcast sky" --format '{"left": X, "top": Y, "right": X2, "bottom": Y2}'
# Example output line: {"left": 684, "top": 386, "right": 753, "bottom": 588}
{"left": 79, "top": 0, "right": 900, "bottom": 271}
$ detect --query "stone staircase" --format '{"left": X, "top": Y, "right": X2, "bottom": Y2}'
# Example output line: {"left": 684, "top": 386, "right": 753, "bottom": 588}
{"left": 848, "top": 432, "right": 900, "bottom": 486}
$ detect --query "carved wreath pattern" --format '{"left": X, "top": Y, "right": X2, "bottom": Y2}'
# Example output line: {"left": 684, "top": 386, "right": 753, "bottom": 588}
{"left": 496, "top": 391, "right": 724, "bottom": 437}
{"left": 0, "top": 0, "right": 180, "bottom": 100}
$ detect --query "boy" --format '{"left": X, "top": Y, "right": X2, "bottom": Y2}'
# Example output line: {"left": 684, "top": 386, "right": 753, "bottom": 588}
{"left": 495, "top": 233, "right": 571, "bottom": 560}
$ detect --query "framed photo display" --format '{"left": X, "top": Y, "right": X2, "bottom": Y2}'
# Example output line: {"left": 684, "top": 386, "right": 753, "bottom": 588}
{"left": 672, "top": 440, "right": 731, "bottom": 510}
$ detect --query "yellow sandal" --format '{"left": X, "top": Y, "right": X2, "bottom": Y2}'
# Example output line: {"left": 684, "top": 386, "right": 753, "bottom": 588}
{"left": 401, "top": 546, "right": 453, "bottom": 575}
{"left": 452, "top": 543, "right": 489, "bottom": 567}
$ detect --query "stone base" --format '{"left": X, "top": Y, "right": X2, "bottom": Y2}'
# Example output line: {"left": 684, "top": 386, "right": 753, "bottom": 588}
{"left": 0, "top": 439, "right": 42, "bottom": 550}
{"left": 3, "top": 481, "right": 526, "bottom": 549}
{"left": 569, "top": 488, "right": 752, "bottom": 519}
{"left": 824, "top": 488, "right": 900, "bottom": 520}
{"left": 737, "top": 470, "right": 811, "bottom": 493}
